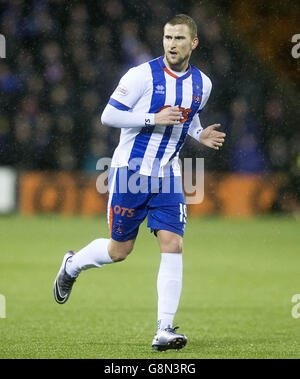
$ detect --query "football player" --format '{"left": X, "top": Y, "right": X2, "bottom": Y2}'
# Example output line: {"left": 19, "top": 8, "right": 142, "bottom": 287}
{"left": 54, "top": 14, "right": 225, "bottom": 351}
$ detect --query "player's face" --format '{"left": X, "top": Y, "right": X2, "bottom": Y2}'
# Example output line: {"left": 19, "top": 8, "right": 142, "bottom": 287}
{"left": 163, "top": 23, "right": 198, "bottom": 71}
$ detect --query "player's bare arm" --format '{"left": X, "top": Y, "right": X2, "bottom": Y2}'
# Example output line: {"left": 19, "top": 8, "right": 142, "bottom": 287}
{"left": 200, "top": 124, "right": 226, "bottom": 150}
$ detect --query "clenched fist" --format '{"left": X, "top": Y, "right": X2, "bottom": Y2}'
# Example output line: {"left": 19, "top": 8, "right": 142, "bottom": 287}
{"left": 155, "top": 106, "right": 181, "bottom": 126}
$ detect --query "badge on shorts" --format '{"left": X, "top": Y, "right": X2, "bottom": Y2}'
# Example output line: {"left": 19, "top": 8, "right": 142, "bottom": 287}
{"left": 114, "top": 224, "right": 124, "bottom": 235}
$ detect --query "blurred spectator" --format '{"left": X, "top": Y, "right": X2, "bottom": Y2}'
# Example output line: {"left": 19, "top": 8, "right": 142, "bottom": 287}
{"left": 0, "top": 62, "right": 21, "bottom": 93}
{"left": 12, "top": 114, "right": 33, "bottom": 169}
{"left": 227, "top": 97, "right": 266, "bottom": 173}
{"left": 41, "top": 41, "right": 65, "bottom": 84}
{"left": 120, "top": 21, "right": 152, "bottom": 68}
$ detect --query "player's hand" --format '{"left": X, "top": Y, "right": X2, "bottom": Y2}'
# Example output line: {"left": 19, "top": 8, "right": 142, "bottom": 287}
{"left": 200, "top": 124, "right": 226, "bottom": 150}
{"left": 155, "top": 106, "right": 181, "bottom": 126}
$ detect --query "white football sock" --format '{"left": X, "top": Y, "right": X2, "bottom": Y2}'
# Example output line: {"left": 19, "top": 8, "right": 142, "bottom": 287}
{"left": 65, "top": 238, "right": 113, "bottom": 278}
{"left": 156, "top": 253, "right": 183, "bottom": 331}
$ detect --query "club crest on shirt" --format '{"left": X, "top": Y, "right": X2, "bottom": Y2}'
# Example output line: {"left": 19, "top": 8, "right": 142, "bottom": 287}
{"left": 193, "top": 94, "right": 202, "bottom": 103}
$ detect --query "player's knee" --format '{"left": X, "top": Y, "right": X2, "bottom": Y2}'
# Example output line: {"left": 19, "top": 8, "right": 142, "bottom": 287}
{"left": 110, "top": 250, "right": 130, "bottom": 262}
{"left": 108, "top": 239, "right": 135, "bottom": 262}
{"left": 157, "top": 230, "right": 183, "bottom": 253}
{"left": 164, "top": 239, "right": 182, "bottom": 254}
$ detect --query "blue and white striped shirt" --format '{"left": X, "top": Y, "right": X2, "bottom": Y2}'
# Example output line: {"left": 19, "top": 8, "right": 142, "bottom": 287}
{"left": 106, "top": 56, "right": 212, "bottom": 177}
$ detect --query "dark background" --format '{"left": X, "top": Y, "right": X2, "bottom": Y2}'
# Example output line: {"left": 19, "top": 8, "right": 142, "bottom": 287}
{"left": 0, "top": 0, "right": 299, "bottom": 212}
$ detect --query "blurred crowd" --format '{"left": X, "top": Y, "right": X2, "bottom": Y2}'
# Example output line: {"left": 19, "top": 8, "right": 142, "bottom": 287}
{"left": 0, "top": 0, "right": 299, "bottom": 208}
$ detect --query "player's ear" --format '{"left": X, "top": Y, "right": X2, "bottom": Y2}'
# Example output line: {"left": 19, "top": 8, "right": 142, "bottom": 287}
{"left": 191, "top": 37, "right": 199, "bottom": 50}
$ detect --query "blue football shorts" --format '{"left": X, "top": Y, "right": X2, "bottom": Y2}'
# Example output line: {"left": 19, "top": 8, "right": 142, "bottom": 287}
{"left": 107, "top": 167, "right": 187, "bottom": 242}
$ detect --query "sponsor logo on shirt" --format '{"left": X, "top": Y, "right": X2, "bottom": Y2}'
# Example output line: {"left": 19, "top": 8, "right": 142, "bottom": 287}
{"left": 116, "top": 85, "right": 128, "bottom": 96}
{"left": 155, "top": 85, "right": 165, "bottom": 95}
{"left": 158, "top": 105, "right": 192, "bottom": 123}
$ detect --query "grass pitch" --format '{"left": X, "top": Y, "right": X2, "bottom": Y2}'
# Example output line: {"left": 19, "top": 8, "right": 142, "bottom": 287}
{"left": 0, "top": 214, "right": 299, "bottom": 359}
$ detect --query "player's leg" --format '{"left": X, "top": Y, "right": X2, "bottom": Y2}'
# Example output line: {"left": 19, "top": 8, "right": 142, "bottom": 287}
{"left": 65, "top": 237, "right": 136, "bottom": 277}
{"left": 151, "top": 230, "right": 187, "bottom": 351}
{"left": 108, "top": 238, "right": 136, "bottom": 262}
{"left": 156, "top": 230, "right": 183, "bottom": 331}
{"left": 156, "top": 229, "right": 183, "bottom": 254}
{"left": 148, "top": 176, "right": 187, "bottom": 350}
{"left": 65, "top": 166, "right": 140, "bottom": 276}
{"left": 53, "top": 237, "right": 135, "bottom": 304}
{"left": 152, "top": 230, "right": 186, "bottom": 350}
{"left": 53, "top": 166, "right": 148, "bottom": 304}
{"left": 156, "top": 230, "right": 183, "bottom": 332}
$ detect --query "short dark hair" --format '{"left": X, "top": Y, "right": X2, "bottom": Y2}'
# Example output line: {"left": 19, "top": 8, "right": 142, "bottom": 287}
{"left": 164, "top": 14, "right": 197, "bottom": 38}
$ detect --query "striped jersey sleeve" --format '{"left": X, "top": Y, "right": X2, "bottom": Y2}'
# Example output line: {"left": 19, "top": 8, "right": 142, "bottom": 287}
{"left": 109, "top": 66, "right": 147, "bottom": 111}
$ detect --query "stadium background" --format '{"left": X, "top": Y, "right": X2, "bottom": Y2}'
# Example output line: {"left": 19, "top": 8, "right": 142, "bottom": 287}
{"left": 0, "top": 0, "right": 299, "bottom": 216}
{"left": 0, "top": 0, "right": 300, "bottom": 360}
